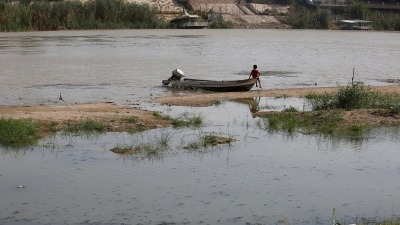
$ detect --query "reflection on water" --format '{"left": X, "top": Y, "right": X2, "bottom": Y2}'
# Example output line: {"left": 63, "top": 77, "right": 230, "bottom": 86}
{"left": 233, "top": 97, "right": 261, "bottom": 114}
{"left": 1, "top": 101, "right": 400, "bottom": 225}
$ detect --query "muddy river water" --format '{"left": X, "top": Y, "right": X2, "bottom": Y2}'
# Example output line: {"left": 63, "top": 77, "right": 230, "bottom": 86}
{"left": 1, "top": 29, "right": 400, "bottom": 225}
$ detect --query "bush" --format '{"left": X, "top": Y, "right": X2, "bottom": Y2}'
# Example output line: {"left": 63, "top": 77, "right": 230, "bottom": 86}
{"left": 209, "top": 19, "right": 233, "bottom": 29}
{"left": 286, "top": 4, "right": 332, "bottom": 29}
{"left": 306, "top": 82, "right": 400, "bottom": 111}
{"left": 335, "top": 82, "right": 378, "bottom": 109}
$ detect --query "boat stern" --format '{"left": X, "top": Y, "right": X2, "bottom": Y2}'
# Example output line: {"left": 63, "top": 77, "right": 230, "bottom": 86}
{"left": 162, "top": 69, "right": 185, "bottom": 85}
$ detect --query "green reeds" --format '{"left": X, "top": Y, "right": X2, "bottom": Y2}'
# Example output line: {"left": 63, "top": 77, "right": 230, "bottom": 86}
{"left": 287, "top": 5, "right": 332, "bottom": 29}
{"left": 154, "top": 111, "right": 204, "bottom": 128}
{"left": 306, "top": 82, "right": 400, "bottom": 112}
{"left": 63, "top": 119, "right": 106, "bottom": 133}
{"left": 183, "top": 134, "right": 235, "bottom": 151}
{"left": 260, "top": 82, "right": 400, "bottom": 136}
{"left": 259, "top": 110, "right": 355, "bottom": 135}
{"left": 0, "top": 118, "right": 38, "bottom": 147}
{"left": 0, "top": 0, "right": 169, "bottom": 31}
{"left": 125, "top": 116, "right": 139, "bottom": 124}
{"left": 171, "top": 113, "right": 203, "bottom": 128}
{"left": 110, "top": 132, "right": 172, "bottom": 160}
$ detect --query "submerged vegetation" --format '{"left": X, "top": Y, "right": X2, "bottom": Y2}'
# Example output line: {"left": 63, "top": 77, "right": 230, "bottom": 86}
{"left": 110, "top": 132, "right": 173, "bottom": 160}
{"left": 259, "top": 110, "right": 352, "bottom": 135}
{"left": 0, "top": 0, "right": 169, "bottom": 31}
{"left": 171, "top": 113, "right": 203, "bottom": 128}
{"left": 153, "top": 111, "right": 204, "bottom": 128}
{"left": 183, "top": 134, "right": 235, "bottom": 151}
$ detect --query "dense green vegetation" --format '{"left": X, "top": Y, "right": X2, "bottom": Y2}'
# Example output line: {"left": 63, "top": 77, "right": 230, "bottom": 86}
{"left": 208, "top": 17, "right": 234, "bottom": 28}
{"left": 0, "top": 0, "right": 169, "bottom": 31}
{"left": 286, "top": 4, "right": 332, "bottom": 29}
{"left": 306, "top": 82, "right": 400, "bottom": 112}
{"left": 345, "top": 1, "right": 400, "bottom": 30}
{"left": 259, "top": 83, "right": 400, "bottom": 136}
{"left": 63, "top": 119, "right": 106, "bottom": 133}
{"left": 0, "top": 118, "right": 39, "bottom": 147}
{"left": 286, "top": 0, "right": 400, "bottom": 30}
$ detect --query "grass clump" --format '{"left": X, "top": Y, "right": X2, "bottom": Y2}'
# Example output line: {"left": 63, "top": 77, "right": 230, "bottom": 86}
{"left": 110, "top": 132, "right": 172, "bottom": 161}
{"left": 184, "top": 134, "right": 235, "bottom": 151}
{"left": 153, "top": 111, "right": 203, "bottom": 128}
{"left": 306, "top": 82, "right": 400, "bottom": 112}
{"left": 125, "top": 116, "right": 139, "bottom": 124}
{"left": 63, "top": 119, "right": 106, "bottom": 133}
{"left": 153, "top": 111, "right": 172, "bottom": 121}
{"left": 282, "top": 106, "right": 298, "bottom": 112}
{"left": 260, "top": 110, "right": 349, "bottom": 135}
{"left": 0, "top": 118, "right": 39, "bottom": 147}
{"left": 208, "top": 18, "right": 234, "bottom": 29}
{"left": 171, "top": 113, "right": 203, "bottom": 128}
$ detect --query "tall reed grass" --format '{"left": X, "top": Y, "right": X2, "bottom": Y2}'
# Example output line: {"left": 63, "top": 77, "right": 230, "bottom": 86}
{"left": 0, "top": 0, "right": 169, "bottom": 31}
{"left": 286, "top": 4, "right": 332, "bottom": 29}
{"left": 306, "top": 82, "right": 400, "bottom": 111}
{"left": 286, "top": 1, "right": 400, "bottom": 30}
{"left": 0, "top": 118, "right": 38, "bottom": 147}
{"left": 345, "top": 1, "right": 400, "bottom": 31}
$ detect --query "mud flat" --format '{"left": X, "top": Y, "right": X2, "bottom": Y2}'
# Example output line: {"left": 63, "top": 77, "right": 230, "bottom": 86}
{"left": 155, "top": 86, "right": 400, "bottom": 107}
{"left": 0, "top": 103, "right": 171, "bottom": 132}
{"left": 1, "top": 86, "right": 399, "bottom": 132}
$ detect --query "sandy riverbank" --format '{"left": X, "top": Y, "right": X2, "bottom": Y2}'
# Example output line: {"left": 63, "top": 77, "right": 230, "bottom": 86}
{"left": 0, "top": 103, "right": 171, "bottom": 133}
{"left": 1, "top": 86, "right": 400, "bottom": 131}
{"left": 155, "top": 85, "right": 400, "bottom": 107}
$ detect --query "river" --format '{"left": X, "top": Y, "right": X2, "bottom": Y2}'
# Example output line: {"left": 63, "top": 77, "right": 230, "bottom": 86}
{"left": 1, "top": 29, "right": 400, "bottom": 225}
{"left": 1, "top": 29, "right": 399, "bottom": 106}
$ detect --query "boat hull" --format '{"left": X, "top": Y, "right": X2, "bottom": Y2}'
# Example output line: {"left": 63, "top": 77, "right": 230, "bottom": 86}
{"left": 169, "top": 78, "right": 257, "bottom": 92}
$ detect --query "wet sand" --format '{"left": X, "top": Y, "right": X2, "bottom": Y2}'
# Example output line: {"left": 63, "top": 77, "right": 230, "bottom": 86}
{"left": 1, "top": 86, "right": 400, "bottom": 131}
{"left": 0, "top": 103, "right": 171, "bottom": 132}
{"left": 155, "top": 86, "right": 400, "bottom": 107}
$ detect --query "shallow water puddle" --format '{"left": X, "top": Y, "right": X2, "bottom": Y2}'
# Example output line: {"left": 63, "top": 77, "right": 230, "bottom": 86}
{"left": 1, "top": 101, "right": 400, "bottom": 225}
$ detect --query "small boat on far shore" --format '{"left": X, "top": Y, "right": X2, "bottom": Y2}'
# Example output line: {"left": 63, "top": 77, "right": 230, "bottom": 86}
{"left": 338, "top": 19, "right": 373, "bottom": 30}
{"left": 170, "top": 9, "right": 208, "bottom": 29}
{"left": 162, "top": 69, "right": 257, "bottom": 92}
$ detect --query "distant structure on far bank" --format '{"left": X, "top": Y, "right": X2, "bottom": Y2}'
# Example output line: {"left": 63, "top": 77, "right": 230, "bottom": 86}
{"left": 170, "top": 8, "right": 208, "bottom": 28}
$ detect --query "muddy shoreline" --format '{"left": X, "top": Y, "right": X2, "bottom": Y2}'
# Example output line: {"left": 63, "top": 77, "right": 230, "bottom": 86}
{"left": 1, "top": 86, "right": 400, "bottom": 131}
{"left": 155, "top": 85, "right": 400, "bottom": 107}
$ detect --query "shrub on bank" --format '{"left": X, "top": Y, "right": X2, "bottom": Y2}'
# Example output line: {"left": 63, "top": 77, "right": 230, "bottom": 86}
{"left": 286, "top": 4, "right": 332, "bottom": 29}
{"left": 306, "top": 82, "right": 400, "bottom": 111}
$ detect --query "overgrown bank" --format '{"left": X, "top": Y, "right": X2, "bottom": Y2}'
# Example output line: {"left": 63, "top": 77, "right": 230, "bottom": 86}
{"left": 257, "top": 83, "right": 400, "bottom": 136}
{"left": 0, "top": 0, "right": 169, "bottom": 31}
{"left": 286, "top": 1, "right": 400, "bottom": 30}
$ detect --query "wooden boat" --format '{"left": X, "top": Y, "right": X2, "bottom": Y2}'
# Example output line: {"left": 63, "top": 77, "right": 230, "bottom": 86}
{"left": 162, "top": 69, "right": 257, "bottom": 92}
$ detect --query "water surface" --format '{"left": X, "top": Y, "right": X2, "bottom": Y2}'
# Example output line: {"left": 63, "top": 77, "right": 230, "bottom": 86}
{"left": 1, "top": 30, "right": 400, "bottom": 225}
{"left": 1, "top": 29, "right": 399, "bottom": 106}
